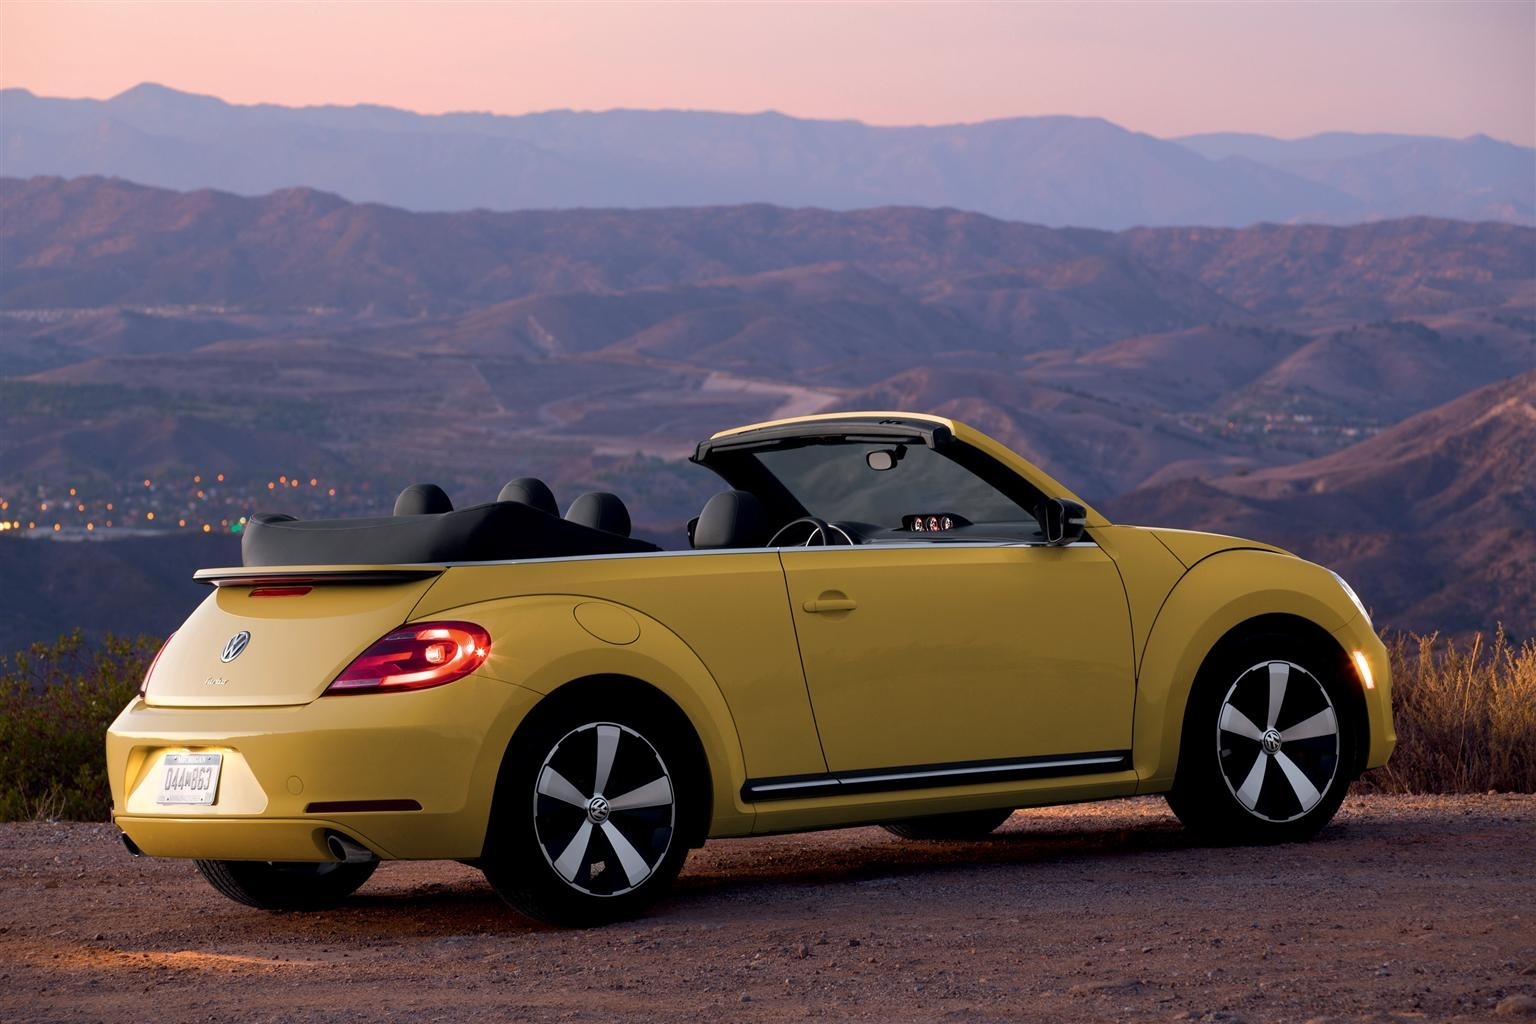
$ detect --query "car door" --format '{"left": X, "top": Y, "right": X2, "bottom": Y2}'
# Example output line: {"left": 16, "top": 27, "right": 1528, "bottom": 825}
{"left": 780, "top": 540, "right": 1135, "bottom": 774}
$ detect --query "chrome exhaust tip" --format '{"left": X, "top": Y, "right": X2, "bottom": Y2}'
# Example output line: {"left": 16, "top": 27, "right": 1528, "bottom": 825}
{"left": 324, "top": 831, "right": 376, "bottom": 864}
{"left": 120, "top": 832, "right": 142, "bottom": 857}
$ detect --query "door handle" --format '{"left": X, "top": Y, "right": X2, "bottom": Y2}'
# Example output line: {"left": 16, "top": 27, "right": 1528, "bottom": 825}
{"left": 803, "top": 593, "right": 857, "bottom": 613}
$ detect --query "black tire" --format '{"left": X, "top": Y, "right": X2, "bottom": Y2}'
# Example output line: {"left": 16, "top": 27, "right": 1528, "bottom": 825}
{"left": 194, "top": 858, "right": 377, "bottom": 911}
{"left": 481, "top": 696, "right": 701, "bottom": 927}
{"left": 1167, "top": 635, "right": 1356, "bottom": 843}
{"left": 882, "top": 808, "right": 1013, "bottom": 840}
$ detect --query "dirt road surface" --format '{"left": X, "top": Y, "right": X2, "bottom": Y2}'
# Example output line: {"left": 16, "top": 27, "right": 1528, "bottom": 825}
{"left": 3, "top": 794, "right": 1534, "bottom": 1024}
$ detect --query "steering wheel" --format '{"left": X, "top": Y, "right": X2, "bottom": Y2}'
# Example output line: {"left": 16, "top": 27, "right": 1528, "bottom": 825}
{"left": 767, "top": 516, "right": 856, "bottom": 547}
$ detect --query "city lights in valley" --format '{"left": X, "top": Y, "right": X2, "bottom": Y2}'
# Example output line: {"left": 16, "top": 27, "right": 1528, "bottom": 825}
{"left": 0, "top": 471, "right": 355, "bottom": 538}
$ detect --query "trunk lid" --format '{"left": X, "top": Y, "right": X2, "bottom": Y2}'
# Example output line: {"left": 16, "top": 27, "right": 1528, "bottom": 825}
{"left": 145, "top": 567, "right": 443, "bottom": 708}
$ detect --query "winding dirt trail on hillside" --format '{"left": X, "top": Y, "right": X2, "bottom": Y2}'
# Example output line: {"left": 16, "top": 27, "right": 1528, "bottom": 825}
{"left": 2, "top": 794, "right": 1533, "bottom": 1023}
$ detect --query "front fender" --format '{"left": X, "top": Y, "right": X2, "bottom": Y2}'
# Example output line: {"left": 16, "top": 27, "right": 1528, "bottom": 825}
{"left": 1132, "top": 550, "right": 1359, "bottom": 791}
{"left": 422, "top": 595, "right": 754, "bottom": 837}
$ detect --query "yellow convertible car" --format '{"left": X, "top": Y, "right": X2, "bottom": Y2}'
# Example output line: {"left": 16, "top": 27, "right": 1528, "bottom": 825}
{"left": 107, "top": 412, "right": 1394, "bottom": 925}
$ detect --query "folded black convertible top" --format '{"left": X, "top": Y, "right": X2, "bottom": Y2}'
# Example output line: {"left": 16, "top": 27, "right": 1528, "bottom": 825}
{"left": 241, "top": 501, "right": 660, "bottom": 567}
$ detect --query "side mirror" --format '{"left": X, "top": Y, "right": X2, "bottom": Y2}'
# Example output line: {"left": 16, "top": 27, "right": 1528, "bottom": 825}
{"left": 1042, "top": 498, "right": 1088, "bottom": 546}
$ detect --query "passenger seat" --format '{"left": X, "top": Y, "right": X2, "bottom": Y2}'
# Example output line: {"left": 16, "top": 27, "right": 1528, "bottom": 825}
{"left": 566, "top": 491, "right": 632, "bottom": 537}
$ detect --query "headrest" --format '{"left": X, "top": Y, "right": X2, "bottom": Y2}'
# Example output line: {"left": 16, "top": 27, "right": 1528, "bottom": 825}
{"left": 393, "top": 483, "right": 452, "bottom": 516}
{"left": 693, "top": 490, "right": 768, "bottom": 549}
{"left": 497, "top": 477, "right": 558, "bottom": 517}
{"left": 566, "top": 491, "right": 631, "bottom": 537}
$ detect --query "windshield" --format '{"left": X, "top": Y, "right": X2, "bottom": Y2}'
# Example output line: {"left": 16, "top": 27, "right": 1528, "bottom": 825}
{"left": 753, "top": 442, "right": 1034, "bottom": 525}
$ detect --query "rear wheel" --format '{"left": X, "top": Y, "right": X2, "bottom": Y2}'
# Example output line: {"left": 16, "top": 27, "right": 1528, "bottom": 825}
{"left": 1167, "top": 637, "right": 1354, "bottom": 843}
{"left": 482, "top": 700, "right": 699, "bottom": 926}
{"left": 882, "top": 807, "right": 1013, "bottom": 840}
{"left": 194, "top": 859, "right": 377, "bottom": 911}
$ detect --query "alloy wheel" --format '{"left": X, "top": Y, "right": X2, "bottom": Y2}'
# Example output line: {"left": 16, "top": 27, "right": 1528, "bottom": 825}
{"left": 533, "top": 722, "right": 676, "bottom": 897}
{"left": 1216, "top": 660, "right": 1341, "bottom": 823}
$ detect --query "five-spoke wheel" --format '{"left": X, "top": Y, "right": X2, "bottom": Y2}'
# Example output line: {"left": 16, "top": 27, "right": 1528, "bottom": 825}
{"left": 1168, "top": 637, "right": 1355, "bottom": 843}
{"left": 483, "top": 698, "right": 700, "bottom": 926}
{"left": 533, "top": 722, "right": 677, "bottom": 897}
{"left": 1215, "top": 660, "right": 1340, "bottom": 822}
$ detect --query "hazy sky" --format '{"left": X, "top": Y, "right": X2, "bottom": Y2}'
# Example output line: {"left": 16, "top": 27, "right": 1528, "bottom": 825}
{"left": 4, "top": 1, "right": 1533, "bottom": 145}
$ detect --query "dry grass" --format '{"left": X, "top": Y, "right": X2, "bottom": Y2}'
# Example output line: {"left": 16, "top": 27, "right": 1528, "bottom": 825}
{"left": 1362, "top": 628, "right": 1536, "bottom": 794}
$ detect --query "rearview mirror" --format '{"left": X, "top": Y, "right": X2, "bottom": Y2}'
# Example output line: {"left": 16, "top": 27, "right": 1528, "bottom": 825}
{"left": 1042, "top": 498, "right": 1088, "bottom": 546}
{"left": 865, "top": 447, "right": 905, "bottom": 471}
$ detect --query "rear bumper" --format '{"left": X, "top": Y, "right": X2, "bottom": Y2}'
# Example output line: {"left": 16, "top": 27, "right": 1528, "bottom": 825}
{"left": 115, "top": 814, "right": 393, "bottom": 861}
{"left": 107, "top": 674, "right": 541, "bottom": 861}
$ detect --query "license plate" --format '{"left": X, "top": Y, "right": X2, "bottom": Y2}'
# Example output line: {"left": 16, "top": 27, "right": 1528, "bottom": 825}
{"left": 156, "top": 753, "right": 223, "bottom": 806}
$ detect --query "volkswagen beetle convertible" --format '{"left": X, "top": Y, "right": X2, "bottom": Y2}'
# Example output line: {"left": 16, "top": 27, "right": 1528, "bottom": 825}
{"left": 107, "top": 412, "right": 1394, "bottom": 925}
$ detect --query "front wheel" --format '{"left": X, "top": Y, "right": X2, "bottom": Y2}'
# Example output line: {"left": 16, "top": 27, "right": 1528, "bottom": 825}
{"left": 194, "top": 858, "right": 378, "bottom": 911}
{"left": 1167, "top": 639, "right": 1355, "bottom": 843}
{"left": 482, "top": 702, "right": 699, "bottom": 926}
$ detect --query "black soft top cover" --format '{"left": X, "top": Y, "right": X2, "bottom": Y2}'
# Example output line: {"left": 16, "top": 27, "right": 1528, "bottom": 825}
{"left": 241, "top": 501, "right": 660, "bottom": 567}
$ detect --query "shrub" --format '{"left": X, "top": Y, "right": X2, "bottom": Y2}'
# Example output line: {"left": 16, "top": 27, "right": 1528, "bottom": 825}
{"left": 0, "top": 630, "right": 159, "bottom": 821}
{"left": 1362, "top": 628, "right": 1536, "bottom": 794}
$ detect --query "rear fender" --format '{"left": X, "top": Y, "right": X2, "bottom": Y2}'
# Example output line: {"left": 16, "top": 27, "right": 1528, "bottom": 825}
{"left": 1132, "top": 550, "right": 1358, "bottom": 791}
{"left": 419, "top": 596, "right": 753, "bottom": 837}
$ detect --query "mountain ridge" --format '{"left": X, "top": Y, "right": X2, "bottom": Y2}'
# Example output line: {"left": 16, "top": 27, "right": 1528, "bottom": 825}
{"left": 5, "top": 176, "right": 1529, "bottom": 322}
{"left": 4, "top": 83, "right": 1530, "bottom": 228}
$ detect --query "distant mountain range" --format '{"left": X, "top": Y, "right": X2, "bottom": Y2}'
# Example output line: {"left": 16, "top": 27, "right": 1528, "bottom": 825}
{"left": 2, "top": 176, "right": 1532, "bottom": 649}
{"left": 3, "top": 83, "right": 1531, "bottom": 229}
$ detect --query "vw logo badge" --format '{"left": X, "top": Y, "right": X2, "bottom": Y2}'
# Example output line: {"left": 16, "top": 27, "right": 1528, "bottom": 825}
{"left": 220, "top": 631, "right": 251, "bottom": 663}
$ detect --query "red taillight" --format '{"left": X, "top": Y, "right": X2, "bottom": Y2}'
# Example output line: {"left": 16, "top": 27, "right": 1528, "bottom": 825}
{"left": 324, "top": 621, "right": 491, "bottom": 696}
{"left": 250, "top": 586, "right": 313, "bottom": 598}
{"left": 140, "top": 632, "right": 175, "bottom": 698}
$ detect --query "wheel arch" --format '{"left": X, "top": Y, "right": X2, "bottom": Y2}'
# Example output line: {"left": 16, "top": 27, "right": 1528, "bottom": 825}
{"left": 436, "top": 595, "right": 753, "bottom": 855}
{"left": 490, "top": 673, "right": 717, "bottom": 851}
{"left": 1132, "top": 550, "right": 1364, "bottom": 791}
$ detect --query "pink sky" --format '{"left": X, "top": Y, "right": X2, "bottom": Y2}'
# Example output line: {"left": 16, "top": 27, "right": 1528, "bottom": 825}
{"left": 3, "top": 1, "right": 1532, "bottom": 145}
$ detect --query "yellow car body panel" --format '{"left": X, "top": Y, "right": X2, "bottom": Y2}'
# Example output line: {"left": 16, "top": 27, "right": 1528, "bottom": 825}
{"left": 106, "top": 410, "right": 1395, "bottom": 891}
{"left": 110, "top": 673, "right": 542, "bottom": 860}
{"left": 780, "top": 543, "right": 1133, "bottom": 770}
{"left": 1130, "top": 547, "right": 1391, "bottom": 789}
{"left": 148, "top": 578, "right": 441, "bottom": 707}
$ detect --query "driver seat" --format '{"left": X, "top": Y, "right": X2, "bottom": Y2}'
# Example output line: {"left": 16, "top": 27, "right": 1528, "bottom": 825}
{"left": 692, "top": 491, "right": 769, "bottom": 549}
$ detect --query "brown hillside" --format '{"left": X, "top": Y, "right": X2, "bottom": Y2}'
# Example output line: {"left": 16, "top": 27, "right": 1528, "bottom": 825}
{"left": 1107, "top": 372, "right": 1536, "bottom": 635}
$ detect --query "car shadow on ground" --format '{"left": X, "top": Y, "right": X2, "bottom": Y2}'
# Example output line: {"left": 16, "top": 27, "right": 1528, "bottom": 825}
{"left": 672, "top": 819, "right": 1198, "bottom": 898}
{"left": 150, "top": 808, "right": 1388, "bottom": 937}
{"left": 170, "top": 820, "right": 1205, "bottom": 938}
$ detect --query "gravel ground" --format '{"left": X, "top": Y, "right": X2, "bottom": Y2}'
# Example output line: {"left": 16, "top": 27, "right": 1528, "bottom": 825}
{"left": 3, "top": 794, "right": 1534, "bottom": 1024}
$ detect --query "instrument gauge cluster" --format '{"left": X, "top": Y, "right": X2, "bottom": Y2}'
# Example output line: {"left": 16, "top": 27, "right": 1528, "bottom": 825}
{"left": 902, "top": 512, "right": 971, "bottom": 533}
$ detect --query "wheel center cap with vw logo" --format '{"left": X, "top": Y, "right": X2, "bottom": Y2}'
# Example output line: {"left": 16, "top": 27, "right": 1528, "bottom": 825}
{"left": 220, "top": 631, "right": 251, "bottom": 663}
{"left": 1260, "top": 728, "right": 1283, "bottom": 755}
{"left": 585, "top": 796, "right": 612, "bottom": 824}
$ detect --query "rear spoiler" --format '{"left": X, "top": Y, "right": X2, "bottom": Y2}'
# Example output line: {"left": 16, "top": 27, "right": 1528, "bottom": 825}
{"left": 194, "top": 566, "right": 445, "bottom": 588}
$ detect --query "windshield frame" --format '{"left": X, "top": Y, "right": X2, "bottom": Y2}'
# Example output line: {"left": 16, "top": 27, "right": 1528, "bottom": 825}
{"left": 693, "top": 418, "right": 1051, "bottom": 530}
